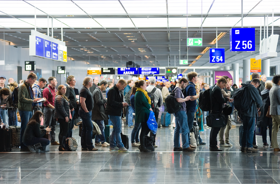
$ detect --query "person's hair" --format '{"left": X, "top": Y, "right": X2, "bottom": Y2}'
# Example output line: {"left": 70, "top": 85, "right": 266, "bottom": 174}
{"left": 222, "top": 75, "right": 229, "bottom": 80}
{"left": 135, "top": 80, "right": 145, "bottom": 88}
{"left": 48, "top": 77, "right": 56, "bottom": 83}
{"left": 118, "top": 79, "right": 126, "bottom": 85}
{"left": 179, "top": 77, "right": 188, "bottom": 84}
{"left": 265, "top": 81, "right": 273, "bottom": 90}
{"left": 100, "top": 80, "right": 108, "bottom": 86}
{"left": 83, "top": 77, "right": 92, "bottom": 86}
{"left": 187, "top": 72, "right": 198, "bottom": 81}
{"left": 261, "top": 74, "right": 267, "bottom": 80}
{"left": 149, "top": 77, "right": 156, "bottom": 84}
{"left": 57, "top": 85, "right": 69, "bottom": 101}
{"left": 228, "top": 78, "right": 232, "bottom": 81}
{"left": 19, "top": 80, "right": 24, "bottom": 84}
{"left": 38, "top": 78, "right": 47, "bottom": 83}
{"left": 232, "top": 84, "right": 238, "bottom": 88}
{"left": 9, "top": 82, "right": 18, "bottom": 92}
{"left": 8, "top": 78, "right": 13, "bottom": 83}
{"left": 29, "top": 111, "right": 44, "bottom": 124}
{"left": 27, "top": 72, "right": 37, "bottom": 80}
{"left": 204, "top": 83, "right": 209, "bottom": 87}
{"left": 108, "top": 82, "right": 113, "bottom": 87}
{"left": 217, "top": 78, "right": 227, "bottom": 84}
{"left": 0, "top": 88, "right": 10, "bottom": 96}
{"left": 252, "top": 73, "right": 260, "bottom": 80}
{"left": 67, "top": 75, "right": 75, "bottom": 84}
{"left": 127, "top": 80, "right": 133, "bottom": 85}
{"left": 131, "top": 86, "right": 137, "bottom": 96}
{"left": 272, "top": 75, "right": 280, "bottom": 85}
{"left": 251, "top": 78, "right": 261, "bottom": 85}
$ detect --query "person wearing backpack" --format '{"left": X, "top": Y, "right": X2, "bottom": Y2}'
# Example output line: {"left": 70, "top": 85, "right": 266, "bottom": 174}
{"left": 32, "top": 78, "right": 47, "bottom": 113}
{"left": 124, "top": 80, "right": 135, "bottom": 128}
{"left": 238, "top": 79, "right": 263, "bottom": 153}
{"left": 172, "top": 78, "right": 195, "bottom": 152}
{"left": 184, "top": 72, "right": 206, "bottom": 146}
{"left": 8, "top": 82, "right": 19, "bottom": 126}
{"left": 43, "top": 77, "right": 59, "bottom": 145}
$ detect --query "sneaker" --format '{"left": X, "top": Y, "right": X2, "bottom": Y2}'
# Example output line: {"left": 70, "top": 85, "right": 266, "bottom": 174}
{"left": 95, "top": 142, "right": 102, "bottom": 146}
{"left": 102, "top": 143, "right": 109, "bottom": 147}
{"left": 104, "top": 142, "right": 110, "bottom": 146}
{"left": 224, "top": 143, "right": 232, "bottom": 147}
{"left": 118, "top": 147, "right": 128, "bottom": 152}
{"left": 51, "top": 141, "right": 60, "bottom": 145}
{"left": 183, "top": 147, "right": 195, "bottom": 152}
{"left": 154, "top": 145, "right": 158, "bottom": 148}
{"left": 199, "top": 142, "right": 206, "bottom": 145}
{"left": 263, "top": 144, "right": 269, "bottom": 149}
{"left": 110, "top": 147, "right": 119, "bottom": 151}
{"left": 241, "top": 147, "right": 246, "bottom": 153}
{"left": 246, "top": 147, "right": 258, "bottom": 153}
{"left": 210, "top": 147, "right": 222, "bottom": 151}
{"left": 173, "top": 147, "right": 183, "bottom": 151}
{"left": 88, "top": 147, "right": 98, "bottom": 151}
{"left": 220, "top": 142, "right": 225, "bottom": 146}
{"left": 253, "top": 145, "right": 258, "bottom": 149}
{"left": 132, "top": 143, "right": 140, "bottom": 147}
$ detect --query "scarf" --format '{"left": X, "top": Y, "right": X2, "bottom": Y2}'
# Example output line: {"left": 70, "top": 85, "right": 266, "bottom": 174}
{"left": 136, "top": 88, "right": 151, "bottom": 105}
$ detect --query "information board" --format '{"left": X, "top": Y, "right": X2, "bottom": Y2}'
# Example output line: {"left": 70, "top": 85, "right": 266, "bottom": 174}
{"left": 25, "top": 61, "right": 36, "bottom": 71}
{"left": 139, "top": 67, "right": 159, "bottom": 75}
{"left": 52, "top": 42, "right": 58, "bottom": 60}
{"left": 35, "top": 37, "right": 44, "bottom": 57}
{"left": 209, "top": 48, "right": 225, "bottom": 63}
{"left": 118, "top": 68, "right": 139, "bottom": 75}
{"left": 57, "top": 66, "right": 66, "bottom": 74}
{"left": 166, "top": 68, "right": 178, "bottom": 75}
{"left": 44, "top": 40, "right": 51, "bottom": 59}
{"left": 102, "top": 68, "right": 115, "bottom": 74}
{"left": 230, "top": 28, "right": 255, "bottom": 52}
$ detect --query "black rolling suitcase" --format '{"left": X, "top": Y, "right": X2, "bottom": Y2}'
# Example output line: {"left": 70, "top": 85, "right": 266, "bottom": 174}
{"left": 121, "top": 133, "right": 129, "bottom": 149}
{"left": 9, "top": 126, "right": 21, "bottom": 147}
{"left": 0, "top": 127, "right": 12, "bottom": 152}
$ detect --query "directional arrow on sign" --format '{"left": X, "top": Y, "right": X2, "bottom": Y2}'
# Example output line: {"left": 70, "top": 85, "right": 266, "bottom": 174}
{"left": 195, "top": 39, "right": 202, "bottom": 45}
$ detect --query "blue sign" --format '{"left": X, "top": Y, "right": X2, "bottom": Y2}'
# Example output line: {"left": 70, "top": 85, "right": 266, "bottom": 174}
{"left": 117, "top": 68, "right": 139, "bottom": 75}
{"left": 44, "top": 40, "right": 52, "bottom": 59}
{"left": 52, "top": 42, "right": 58, "bottom": 60}
{"left": 230, "top": 28, "right": 255, "bottom": 51}
{"left": 139, "top": 67, "right": 159, "bottom": 75}
{"left": 209, "top": 48, "right": 225, "bottom": 63}
{"left": 35, "top": 36, "right": 44, "bottom": 57}
{"left": 177, "top": 74, "right": 183, "bottom": 79}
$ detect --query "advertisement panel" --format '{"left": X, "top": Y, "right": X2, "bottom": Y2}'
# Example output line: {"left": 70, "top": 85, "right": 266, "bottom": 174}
{"left": 214, "top": 71, "right": 234, "bottom": 84}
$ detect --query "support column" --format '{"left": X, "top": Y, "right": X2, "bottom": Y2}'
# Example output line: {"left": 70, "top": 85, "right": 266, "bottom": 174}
{"left": 210, "top": 71, "right": 214, "bottom": 86}
{"left": 225, "top": 66, "right": 231, "bottom": 70}
{"left": 206, "top": 72, "right": 210, "bottom": 84}
{"left": 262, "top": 59, "right": 270, "bottom": 77}
{"left": 232, "top": 63, "right": 239, "bottom": 85}
{"left": 243, "top": 59, "right": 250, "bottom": 83}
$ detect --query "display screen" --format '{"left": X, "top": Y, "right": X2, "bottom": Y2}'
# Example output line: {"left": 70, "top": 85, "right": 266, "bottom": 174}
{"left": 166, "top": 68, "right": 177, "bottom": 75}
{"left": 44, "top": 40, "right": 52, "bottom": 59}
{"left": 57, "top": 66, "right": 66, "bottom": 74}
{"left": 117, "top": 68, "right": 139, "bottom": 75}
{"left": 139, "top": 67, "right": 159, "bottom": 75}
{"left": 35, "top": 36, "right": 44, "bottom": 57}
{"left": 52, "top": 42, "right": 58, "bottom": 60}
{"left": 101, "top": 68, "right": 115, "bottom": 74}
{"left": 25, "top": 61, "right": 36, "bottom": 71}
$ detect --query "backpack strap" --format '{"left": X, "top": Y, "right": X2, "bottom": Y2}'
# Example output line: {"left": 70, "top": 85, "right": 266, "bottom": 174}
{"left": 151, "top": 87, "right": 157, "bottom": 94}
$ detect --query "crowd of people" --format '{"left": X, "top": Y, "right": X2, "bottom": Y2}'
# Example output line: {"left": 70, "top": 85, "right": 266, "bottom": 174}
{"left": 0, "top": 71, "right": 280, "bottom": 153}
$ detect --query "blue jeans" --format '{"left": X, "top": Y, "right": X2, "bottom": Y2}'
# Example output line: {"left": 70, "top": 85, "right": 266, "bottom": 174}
{"left": 80, "top": 111, "right": 94, "bottom": 149}
{"left": 127, "top": 106, "right": 134, "bottom": 127}
{"left": 174, "top": 110, "right": 190, "bottom": 149}
{"left": 187, "top": 111, "right": 195, "bottom": 131}
{"left": 109, "top": 115, "right": 124, "bottom": 148}
{"left": 131, "top": 120, "right": 141, "bottom": 143}
{"left": 19, "top": 111, "right": 33, "bottom": 149}
{"left": 67, "top": 110, "right": 75, "bottom": 137}
{"left": 242, "top": 116, "right": 255, "bottom": 148}
{"left": 94, "top": 120, "right": 106, "bottom": 143}
{"left": 24, "top": 137, "right": 50, "bottom": 147}
{"left": 8, "top": 108, "right": 18, "bottom": 126}
{"left": 1, "top": 109, "right": 9, "bottom": 126}
{"left": 108, "top": 118, "right": 113, "bottom": 126}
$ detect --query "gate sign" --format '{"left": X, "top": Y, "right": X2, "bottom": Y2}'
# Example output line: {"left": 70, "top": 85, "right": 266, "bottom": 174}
{"left": 118, "top": 68, "right": 139, "bottom": 75}
{"left": 230, "top": 28, "right": 255, "bottom": 51}
{"left": 209, "top": 48, "right": 225, "bottom": 63}
{"left": 139, "top": 67, "right": 159, "bottom": 75}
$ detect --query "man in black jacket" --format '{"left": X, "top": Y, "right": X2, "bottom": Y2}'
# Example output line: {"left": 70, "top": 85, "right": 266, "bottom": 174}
{"left": 210, "top": 78, "right": 233, "bottom": 151}
{"left": 106, "top": 79, "right": 128, "bottom": 152}
{"left": 65, "top": 75, "right": 77, "bottom": 137}
{"left": 92, "top": 80, "right": 110, "bottom": 147}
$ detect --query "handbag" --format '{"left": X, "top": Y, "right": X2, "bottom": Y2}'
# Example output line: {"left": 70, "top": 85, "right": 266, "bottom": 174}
{"left": 206, "top": 113, "right": 226, "bottom": 128}
{"left": 223, "top": 104, "right": 233, "bottom": 116}
{"left": 266, "top": 106, "right": 272, "bottom": 118}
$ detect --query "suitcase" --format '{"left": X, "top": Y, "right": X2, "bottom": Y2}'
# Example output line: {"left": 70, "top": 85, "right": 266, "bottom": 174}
{"left": 239, "top": 125, "right": 244, "bottom": 146}
{"left": 105, "top": 125, "right": 111, "bottom": 143}
{"left": 0, "top": 128, "right": 12, "bottom": 152}
{"left": 161, "top": 112, "right": 171, "bottom": 127}
{"left": 9, "top": 126, "right": 21, "bottom": 147}
{"left": 121, "top": 133, "right": 129, "bottom": 149}
{"left": 192, "top": 121, "right": 200, "bottom": 145}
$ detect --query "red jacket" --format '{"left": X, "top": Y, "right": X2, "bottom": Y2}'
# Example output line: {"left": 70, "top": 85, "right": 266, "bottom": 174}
{"left": 43, "top": 85, "right": 56, "bottom": 107}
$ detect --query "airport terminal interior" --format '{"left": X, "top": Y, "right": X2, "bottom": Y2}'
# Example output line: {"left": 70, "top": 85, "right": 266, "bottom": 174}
{"left": 1, "top": 0, "right": 280, "bottom": 183}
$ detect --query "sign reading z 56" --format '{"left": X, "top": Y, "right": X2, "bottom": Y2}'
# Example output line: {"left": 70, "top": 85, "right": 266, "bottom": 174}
{"left": 230, "top": 28, "right": 255, "bottom": 52}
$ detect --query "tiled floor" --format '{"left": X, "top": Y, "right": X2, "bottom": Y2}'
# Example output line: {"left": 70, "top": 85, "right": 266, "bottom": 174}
{"left": 0, "top": 124, "right": 280, "bottom": 184}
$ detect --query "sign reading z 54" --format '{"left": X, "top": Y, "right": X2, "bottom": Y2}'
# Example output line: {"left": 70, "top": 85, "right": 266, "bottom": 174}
{"left": 230, "top": 28, "right": 255, "bottom": 52}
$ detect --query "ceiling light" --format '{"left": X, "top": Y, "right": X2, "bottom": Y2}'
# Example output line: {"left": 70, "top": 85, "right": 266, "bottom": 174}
{"left": 126, "top": 36, "right": 134, "bottom": 38}
{"left": 210, "top": 32, "right": 227, "bottom": 45}
{"left": 201, "top": 47, "right": 211, "bottom": 54}
{"left": 124, "top": 33, "right": 132, "bottom": 35}
{"left": 195, "top": 55, "right": 202, "bottom": 60}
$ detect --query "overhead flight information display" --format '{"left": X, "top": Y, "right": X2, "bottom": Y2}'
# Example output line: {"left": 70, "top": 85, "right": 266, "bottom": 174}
{"left": 139, "top": 67, "right": 159, "bottom": 75}
{"left": 118, "top": 68, "right": 139, "bottom": 75}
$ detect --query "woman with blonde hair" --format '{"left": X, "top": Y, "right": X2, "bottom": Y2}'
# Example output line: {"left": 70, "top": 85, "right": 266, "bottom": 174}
{"left": 55, "top": 85, "right": 71, "bottom": 151}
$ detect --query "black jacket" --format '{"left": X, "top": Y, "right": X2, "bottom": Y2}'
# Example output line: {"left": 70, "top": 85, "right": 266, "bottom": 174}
{"left": 22, "top": 120, "right": 46, "bottom": 144}
{"left": 211, "top": 86, "right": 227, "bottom": 113}
{"left": 89, "top": 83, "right": 97, "bottom": 94}
{"left": 65, "top": 84, "right": 77, "bottom": 109}
{"left": 92, "top": 87, "right": 107, "bottom": 120}
{"left": 54, "top": 95, "right": 70, "bottom": 119}
{"left": 106, "top": 85, "right": 123, "bottom": 116}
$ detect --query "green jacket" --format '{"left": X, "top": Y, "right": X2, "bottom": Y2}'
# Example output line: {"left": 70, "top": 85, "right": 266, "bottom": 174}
{"left": 135, "top": 91, "right": 151, "bottom": 123}
{"left": 18, "top": 82, "right": 34, "bottom": 111}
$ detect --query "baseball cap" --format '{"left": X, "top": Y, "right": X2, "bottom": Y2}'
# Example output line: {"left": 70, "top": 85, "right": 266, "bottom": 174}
{"left": 0, "top": 76, "right": 6, "bottom": 79}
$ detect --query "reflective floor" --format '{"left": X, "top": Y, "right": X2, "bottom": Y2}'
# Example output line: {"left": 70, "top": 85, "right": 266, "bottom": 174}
{"left": 0, "top": 123, "right": 280, "bottom": 184}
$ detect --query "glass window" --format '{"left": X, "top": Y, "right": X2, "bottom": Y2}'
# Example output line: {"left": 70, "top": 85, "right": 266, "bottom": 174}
{"left": 270, "top": 66, "right": 276, "bottom": 76}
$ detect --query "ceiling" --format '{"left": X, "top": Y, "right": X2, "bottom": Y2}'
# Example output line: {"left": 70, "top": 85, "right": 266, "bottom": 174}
{"left": 0, "top": 0, "right": 280, "bottom": 74}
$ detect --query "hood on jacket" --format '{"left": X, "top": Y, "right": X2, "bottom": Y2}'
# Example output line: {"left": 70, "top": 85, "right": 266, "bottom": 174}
{"left": 261, "top": 88, "right": 269, "bottom": 96}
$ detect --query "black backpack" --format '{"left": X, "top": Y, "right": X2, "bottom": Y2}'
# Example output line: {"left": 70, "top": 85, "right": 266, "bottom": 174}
{"left": 199, "top": 89, "right": 211, "bottom": 111}
{"left": 148, "top": 87, "right": 157, "bottom": 110}
{"left": 165, "top": 87, "right": 182, "bottom": 114}
{"left": 11, "top": 87, "right": 19, "bottom": 108}
{"left": 233, "top": 85, "right": 252, "bottom": 112}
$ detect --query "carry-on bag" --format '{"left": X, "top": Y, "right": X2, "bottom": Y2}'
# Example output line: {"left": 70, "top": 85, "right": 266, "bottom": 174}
{"left": 161, "top": 112, "right": 171, "bottom": 127}
{"left": 121, "top": 133, "right": 129, "bottom": 149}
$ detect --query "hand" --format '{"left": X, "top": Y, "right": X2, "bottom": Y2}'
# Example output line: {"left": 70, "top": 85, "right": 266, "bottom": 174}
{"left": 42, "top": 98, "right": 46, "bottom": 102}
{"left": 185, "top": 96, "right": 191, "bottom": 101}
{"left": 65, "top": 117, "right": 69, "bottom": 123}
{"left": 1, "top": 104, "right": 6, "bottom": 109}
{"left": 149, "top": 108, "right": 153, "bottom": 111}
{"left": 33, "top": 98, "right": 41, "bottom": 102}
{"left": 122, "top": 102, "right": 128, "bottom": 107}
{"left": 228, "top": 98, "right": 234, "bottom": 102}
{"left": 45, "top": 126, "right": 51, "bottom": 132}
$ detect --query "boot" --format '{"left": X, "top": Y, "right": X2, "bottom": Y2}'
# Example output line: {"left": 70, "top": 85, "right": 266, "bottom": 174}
{"left": 139, "top": 136, "right": 151, "bottom": 152}
{"left": 59, "top": 136, "right": 68, "bottom": 151}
